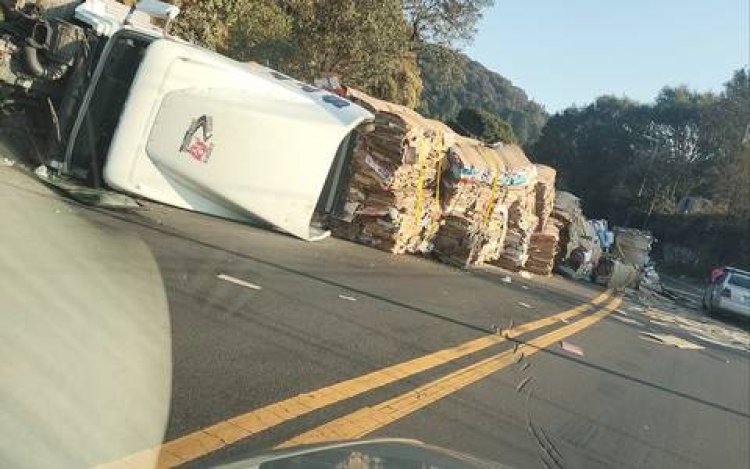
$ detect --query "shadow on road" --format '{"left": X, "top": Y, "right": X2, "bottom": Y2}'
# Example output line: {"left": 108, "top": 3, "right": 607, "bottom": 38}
{"left": 5, "top": 175, "right": 746, "bottom": 425}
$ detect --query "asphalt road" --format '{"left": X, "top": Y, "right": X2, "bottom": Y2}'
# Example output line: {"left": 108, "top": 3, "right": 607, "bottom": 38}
{"left": 2, "top": 166, "right": 749, "bottom": 469}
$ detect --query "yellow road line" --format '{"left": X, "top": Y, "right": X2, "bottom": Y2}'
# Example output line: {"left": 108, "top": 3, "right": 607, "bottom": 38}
{"left": 278, "top": 296, "right": 622, "bottom": 448}
{"left": 98, "top": 291, "right": 611, "bottom": 468}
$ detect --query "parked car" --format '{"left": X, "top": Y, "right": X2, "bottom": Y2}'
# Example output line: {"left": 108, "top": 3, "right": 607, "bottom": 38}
{"left": 703, "top": 267, "right": 750, "bottom": 318}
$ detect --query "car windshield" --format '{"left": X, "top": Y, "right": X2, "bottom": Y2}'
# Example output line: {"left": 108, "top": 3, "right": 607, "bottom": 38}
{"left": 1, "top": 1, "right": 749, "bottom": 469}
{"left": 729, "top": 274, "right": 750, "bottom": 290}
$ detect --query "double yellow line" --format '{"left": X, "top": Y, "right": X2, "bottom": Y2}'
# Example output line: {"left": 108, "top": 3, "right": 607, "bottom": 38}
{"left": 100, "top": 290, "right": 619, "bottom": 468}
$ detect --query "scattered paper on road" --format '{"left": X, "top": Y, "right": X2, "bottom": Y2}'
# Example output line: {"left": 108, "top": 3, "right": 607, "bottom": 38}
{"left": 501, "top": 276, "right": 512, "bottom": 284}
{"left": 560, "top": 341, "right": 584, "bottom": 356}
{"left": 217, "top": 273, "right": 262, "bottom": 290}
{"left": 639, "top": 333, "right": 704, "bottom": 350}
{"left": 521, "top": 285, "right": 530, "bottom": 290}
{"left": 640, "top": 307, "right": 749, "bottom": 351}
{"left": 649, "top": 319, "right": 673, "bottom": 328}
{"left": 338, "top": 294, "right": 357, "bottom": 301}
{"left": 612, "top": 315, "right": 644, "bottom": 327}
{"left": 515, "top": 376, "right": 533, "bottom": 393}
{"left": 518, "top": 302, "right": 534, "bottom": 309}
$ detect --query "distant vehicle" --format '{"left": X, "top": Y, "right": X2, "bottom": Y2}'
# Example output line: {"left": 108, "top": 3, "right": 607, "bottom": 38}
{"left": 703, "top": 267, "right": 750, "bottom": 318}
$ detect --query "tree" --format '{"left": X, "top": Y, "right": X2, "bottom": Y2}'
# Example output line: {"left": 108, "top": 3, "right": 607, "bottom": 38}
{"left": 530, "top": 72, "right": 748, "bottom": 228}
{"left": 372, "top": 53, "right": 424, "bottom": 109}
{"left": 418, "top": 45, "right": 547, "bottom": 144}
{"left": 274, "top": 0, "right": 418, "bottom": 107}
{"left": 168, "top": 0, "right": 419, "bottom": 107}
{"left": 531, "top": 96, "right": 648, "bottom": 221}
{"left": 170, "top": 0, "right": 292, "bottom": 62}
{"left": 403, "top": 0, "right": 494, "bottom": 46}
{"left": 702, "top": 69, "right": 750, "bottom": 223}
{"left": 451, "top": 107, "right": 517, "bottom": 144}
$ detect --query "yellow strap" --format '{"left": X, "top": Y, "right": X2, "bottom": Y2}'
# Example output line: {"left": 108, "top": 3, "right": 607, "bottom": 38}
{"left": 480, "top": 145, "right": 501, "bottom": 227}
{"left": 434, "top": 133, "right": 445, "bottom": 205}
{"left": 484, "top": 171, "right": 500, "bottom": 226}
{"left": 413, "top": 134, "right": 430, "bottom": 226}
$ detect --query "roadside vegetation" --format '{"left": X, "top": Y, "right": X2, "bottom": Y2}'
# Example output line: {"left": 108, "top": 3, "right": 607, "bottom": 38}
{"left": 532, "top": 70, "right": 749, "bottom": 272}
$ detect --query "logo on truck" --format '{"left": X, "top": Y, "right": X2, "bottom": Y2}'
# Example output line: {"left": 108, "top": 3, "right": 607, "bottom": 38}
{"left": 179, "top": 115, "right": 214, "bottom": 163}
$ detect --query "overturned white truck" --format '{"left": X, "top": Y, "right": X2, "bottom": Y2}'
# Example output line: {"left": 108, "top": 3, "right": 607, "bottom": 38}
{"left": 0, "top": 0, "right": 373, "bottom": 240}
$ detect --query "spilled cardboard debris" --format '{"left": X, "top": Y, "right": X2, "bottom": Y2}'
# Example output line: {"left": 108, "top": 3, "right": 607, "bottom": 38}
{"left": 560, "top": 341, "right": 584, "bottom": 356}
{"left": 639, "top": 333, "right": 704, "bottom": 350}
{"left": 612, "top": 315, "right": 644, "bottom": 327}
{"left": 641, "top": 307, "right": 749, "bottom": 352}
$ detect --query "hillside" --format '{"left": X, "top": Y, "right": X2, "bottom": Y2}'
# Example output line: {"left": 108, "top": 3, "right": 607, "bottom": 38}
{"left": 417, "top": 46, "right": 548, "bottom": 145}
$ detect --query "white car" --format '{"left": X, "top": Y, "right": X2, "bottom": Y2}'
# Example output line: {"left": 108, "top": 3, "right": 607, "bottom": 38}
{"left": 703, "top": 268, "right": 750, "bottom": 318}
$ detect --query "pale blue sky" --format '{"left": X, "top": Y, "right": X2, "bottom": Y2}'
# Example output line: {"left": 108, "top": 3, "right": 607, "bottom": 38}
{"left": 467, "top": 0, "right": 749, "bottom": 112}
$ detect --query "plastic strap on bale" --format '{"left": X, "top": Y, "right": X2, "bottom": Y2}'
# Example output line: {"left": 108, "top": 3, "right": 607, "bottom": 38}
{"left": 413, "top": 134, "right": 430, "bottom": 226}
{"left": 481, "top": 145, "right": 502, "bottom": 227}
{"left": 484, "top": 172, "right": 500, "bottom": 226}
{"left": 433, "top": 133, "right": 445, "bottom": 205}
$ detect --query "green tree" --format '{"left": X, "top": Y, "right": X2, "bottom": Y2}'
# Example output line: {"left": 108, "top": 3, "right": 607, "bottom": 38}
{"left": 403, "top": 0, "right": 494, "bottom": 46}
{"left": 418, "top": 45, "right": 547, "bottom": 144}
{"left": 279, "top": 0, "right": 413, "bottom": 103}
{"left": 170, "top": 0, "right": 292, "bottom": 62}
{"left": 531, "top": 96, "right": 647, "bottom": 221}
{"left": 169, "top": 0, "right": 420, "bottom": 107}
{"left": 451, "top": 107, "right": 517, "bottom": 144}
{"left": 702, "top": 69, "right": 750, "bottom": 223}
{"left": 372, "top": 53, "right": 424, "bottom": 109}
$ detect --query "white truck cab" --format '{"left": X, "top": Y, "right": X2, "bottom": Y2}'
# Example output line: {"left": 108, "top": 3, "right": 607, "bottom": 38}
{"left": 1, "top": 0, "right": 373, "bottom": 240}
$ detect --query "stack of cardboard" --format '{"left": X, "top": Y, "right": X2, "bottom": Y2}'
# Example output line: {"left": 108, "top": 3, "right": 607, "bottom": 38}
{"left": 525, "top": 223, "right": 560, "bottom": 275}
{"left": 475, "top": 193, "right": 509, "bottom": 265}
{"left": 551, "top": 191, "right": 602, "bottom": 275}
{"left": 550, "top": 191, "right": 580, "bottom": 264}
{"left": 493, "top": 195, "right": 538, "bottom": 271}
{"left": 520, "top": 165, "right": 558, "bottom": 275}
{"left": 489, "top": 145, "right": 538, "bottom": 271}
{"left": 533, "top": 165, "right": 556, "bottom": 232}
{"left": 331, "top": 89, "right": 449, "bottom": 253}
{"left": 432, "top": 136, "right": 504, "bottom": 267}
{"left": 552, "top": 191, "right": 581, "bottom": 225}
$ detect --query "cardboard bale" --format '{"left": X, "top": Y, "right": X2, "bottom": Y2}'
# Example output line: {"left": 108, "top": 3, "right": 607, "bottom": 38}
{"left": 533, "top": 164, "right": 556, "bottom": 232}
{"left": 524, "top": 222, "right": 560, "bottom": 275}
{"left": 331, "top": 89, "right": 449, "bottom": 254}
{"left": 431, "top": 136, "right": 506, "bottom": 267}
{"left": 487, "top": 145, "right": 539, "bottom": 270}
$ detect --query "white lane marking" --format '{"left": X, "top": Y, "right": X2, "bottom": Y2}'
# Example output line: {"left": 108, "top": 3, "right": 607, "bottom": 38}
{"left": 217, "top": 273, "right": 262, "bottom": 290}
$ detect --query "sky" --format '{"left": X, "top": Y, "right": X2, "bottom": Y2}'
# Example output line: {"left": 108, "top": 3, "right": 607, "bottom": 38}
{"left": 467, "top": 0, "right": 749, "bottom": 113}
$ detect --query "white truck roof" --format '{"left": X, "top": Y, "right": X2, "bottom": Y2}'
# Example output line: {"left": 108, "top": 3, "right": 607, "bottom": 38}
{"left": 103, "top": 39, "right": 372, "bottom": 240}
